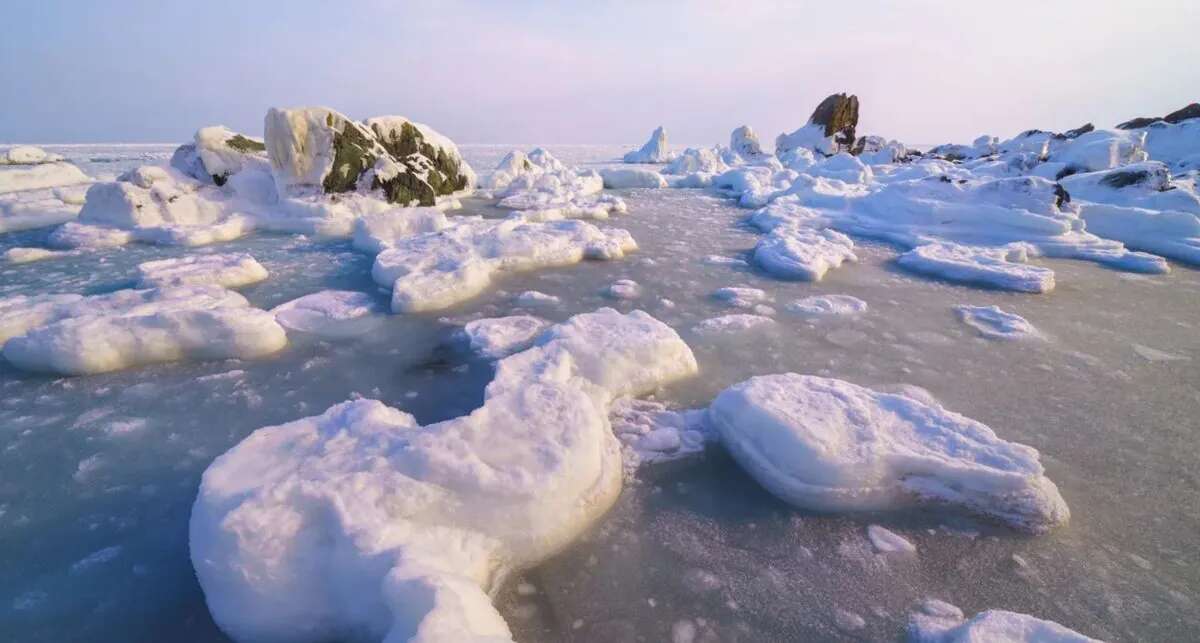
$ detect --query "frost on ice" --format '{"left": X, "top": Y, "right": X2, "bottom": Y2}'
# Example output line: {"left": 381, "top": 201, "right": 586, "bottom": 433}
{"left": 909, "top": 599, "right": 1103, "bottom": 643}
{"left": 189, "top": 308, "right": 698, "bottom": 643}
{"left": 136, "top": 253, "right": 269, "bottom": 289}
{"left": 955, "top": 305, "right": 1042, "bottom": 341}
{"left": 708, "top": 374, "right": 1070, "bottom": 533}
{"left": 0, "top": 286, "right": 286, "bottom": 375}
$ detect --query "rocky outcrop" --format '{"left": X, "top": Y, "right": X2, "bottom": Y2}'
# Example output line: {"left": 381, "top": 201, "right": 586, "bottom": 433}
{"left": 171, "top": 126, "right": 267, "bottom": 186}
{"left": 1060, "top": 123, "right": 1095, "bottom": 139}
{"left": 775, "top": 93, "right": 860, "bottom": 157}
{"left": 264, "top": 107, "right": 474, "bottom": 206}
{"left": 1117, "top": 102, "right": 1200, "bottom": 130}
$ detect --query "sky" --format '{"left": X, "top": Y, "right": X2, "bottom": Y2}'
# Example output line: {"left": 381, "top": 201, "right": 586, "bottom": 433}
{"left": 2, "top": 0, "right": 1198, "bottom": 147}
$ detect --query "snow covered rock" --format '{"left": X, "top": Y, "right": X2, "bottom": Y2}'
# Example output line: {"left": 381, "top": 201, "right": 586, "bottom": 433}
{"left": 136, "top": 253, "right": 269, "bottom": 289}
{"left": 785, "top": 294, "right": 868, "bottom": 316}
{"left": 171, "top": 126, "right": 267, "bottom": 186}
{"left": 776, "top": 93, "right": 860, "bottom": 157}
{"left": 270, "top": 290, "right": 383, "bottom": 336}
{"left": 955, "top": 305, "right": 1042, "bottom": 340}
{"left": 709, "top": 374, "right": 1070, "bottom": 533}
{"left": 372, "top": 218, "right": 637, "bottom": 313}
{"left": 1116, "top": 102, "right": 1200, "bottom": 130}
{"left": 909, "top": 599, "right": 1102, "bottom": 642}
{"left": 459, "top": 315, "right": 549, "bottom": 359}
{"left": 189, "top": 308, "right": 698, "bottom": 643}
{"left": 754, "top": 225, "right": 857, "bottom": 281}
{"left": 897, "top": 242, "right": 1055, "bottom": 293}
{"left": 730, "top": 125, "right": 764, "bottom": 158}
{"left": 0, "top": 145, "right": 63, "bottom": 165}
{"left": 264, "top": 107, "right": 474, "bottom": 206}
{"left": 623, "top": 126, "right": 672, "bottom": 163}
{"left": 1, "top": 285, "right": 285, "bottom": 375}
{"left": 599, "top": 167, "right": 667, "bottom": 189}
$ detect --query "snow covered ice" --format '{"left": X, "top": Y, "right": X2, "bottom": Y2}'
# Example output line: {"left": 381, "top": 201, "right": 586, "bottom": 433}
{"left": 909, "top": 599, "right": 1103, "bottom": 642}
{"left": 622, "top": 126, "right": 672, "bottom": 164}
{"left": 136, "top": 253, "right": 269, "bottom": 289}
{"left": 955, "top": 305, "right": 1042, "bottom": 340}
{"left": 189, "top": 308, "right": 699, "bottom": 643}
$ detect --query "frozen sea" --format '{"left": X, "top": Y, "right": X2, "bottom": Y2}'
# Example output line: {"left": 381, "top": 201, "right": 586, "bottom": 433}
{"left": 1, "top": 144, "right": 1198, "bottom": 642}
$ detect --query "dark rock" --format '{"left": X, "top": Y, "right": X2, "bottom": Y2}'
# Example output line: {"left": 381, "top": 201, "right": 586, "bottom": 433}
{"left": 1053, "top": 183, "right": 1070, "bottom": 208}
{"left": 1117, "top": 102, "right": 1200, "bottom": 129}
{"left": 1060, "top": 123, "right": 1094, "bottom": 139}
{"left": 809, "top": 93, "right": 859, "bottom": 146}
{"left": 322, "top": 114, "right": 383, "bottom": 194}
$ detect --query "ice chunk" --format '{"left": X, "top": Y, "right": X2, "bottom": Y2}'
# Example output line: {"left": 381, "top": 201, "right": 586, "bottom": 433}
{"left": 514, "top": 290, "right": 560, "bottom": 307}
{"left": 350, "top": 207, "right": 450, "bottom": 254}
{"left": 785, "top": 294, "right": 868, "bottom": 316}
{"left": 483, "top": 148, "right": 625, "bottom": 221}
{"left": 712, "top": 287, "right": 770, "bottom": 308}
{"left": 692, "top": 314, "right": 775, "bottom": 334}
{"left": 909, "top": 599, "right": 1102, "bottom": 642}
{"left": 708, "top": 374, "right": 1070, "bottom": 533}
{"left": 47, "top": 222, "right": 134, "bottom": 249}
{"left": 189, "top": 308, "right": 698, "bottom": 643}
{"left": 730, "top": 125, "right": 764, "bottom": 158}
{"left": 897, "top": 242, "right": 1055, "bottom": 293}
{"left": 867, "top": 525, "right": 916, "bottom": 553}
{"left": 373, "top": 218, "right": 637, "bottom": 313}
{"left": 623, "top": 126, "right": 672, "bottom": 163}
{"left": 1, "top": 145, "right": 63, "bottom": 165}
{"left": 4, "top": 301, "right": 286, "bottom": 376}
{"left": 603, "top": 279, "right": 642, "bottom": 300}
{"left": 955, "top": 305, "right": 1042, "bottom": 340}
{"left": 599, "top": 168, "right": 667, "bottom": 189}
{"left": 270, "top": 290, "right": 383, "bottom": 336}
{"left": 610, "top": 398, "right": 713, "bottom": 474}
{"left": 136, "top": 253, "right": 269, "bottom": 289}
{"left": 4, "top": 247, "right": 70, "bottom": 264}
{"left": 459, "top": 315, "right": 549, "bottom": 359}
{"left": 0, "top": 162, "right": 92, "bottom": 233}
{"left": 0, "top": 162, "right": 89, "bottom": 194}
{"left": 754, "top": 225, "right": 857, "bottom": 281}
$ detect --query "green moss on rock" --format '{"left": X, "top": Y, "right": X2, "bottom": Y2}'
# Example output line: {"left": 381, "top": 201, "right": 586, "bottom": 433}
{"left": 323, "top": 117, "right": 380, "bottom": 194}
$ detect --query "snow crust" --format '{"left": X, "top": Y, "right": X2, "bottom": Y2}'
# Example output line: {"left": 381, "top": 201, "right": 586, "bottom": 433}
{"left": 955, "top": 305, "right": 1042, "bottom": 340}
{"left": 372, "top": 217, "right": 636, "bottom": 313}
{"left": 1, "top": 285, "right": 285, "bottom": 375}
{"left": 136, "top": 253, "right": 269, "bottom": 289}
{"left": 708, "top": 374, "right": 1070, "bottom": 533}
{"left": 189, "top": 308, "right": 698, "bottom": 643}
{"left": 909, "top": 599, "right": 1102, "bottom": 642}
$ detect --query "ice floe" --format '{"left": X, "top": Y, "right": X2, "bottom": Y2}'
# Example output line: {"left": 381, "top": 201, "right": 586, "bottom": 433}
{"left": 514, "top": 290, "right": 561, "bottom": 308}
{"left": 458, "top": 315, "right": 549, "bottom": 359}
{"left": 136, "top": 253, "right": 269, "bottom": 289}
{"left": 692, "top": 314, "right": 775, "bottom": 335}
{"left": 0, "top": 161, "right": 92, "bottom": 233}
{"left": 955, "top": 305, "right": 1042, "bottom": 340}
{"left": 189, "top": 308, "right": 698, "bottom": 643}
{"left": 599, "top": 167, "right": 668, "bottom": 189}
{"left": 482, "top": 148, "right": 626, "bottom": 220}
{"left": 909, "top": 599, "right": 1102, "bottom": 642}
{"left": 712, "top": 286, "right": 770, "bottom": 308}
{"left": 754, "top": 225, "right": 857, "bottom": 281}
{"left": 1, "top": 286, "right": 286, "bottom": 375}
{"left": 897, "top": 242, "right": 1056, "bottom": 293}
{"left": 708, "top": 374, "right": 1070, "bottom": 533}
{"left": 372, "top": 217, "right": 637, "bottom": 313}
{"left": 785, "top": 294, "right": 868, "bottom": 316}
{"left": 603, "top": 279, "right": 642, "bottom": 300}
{"left": 270, "top": 290, "right": 383, "bottom": 336}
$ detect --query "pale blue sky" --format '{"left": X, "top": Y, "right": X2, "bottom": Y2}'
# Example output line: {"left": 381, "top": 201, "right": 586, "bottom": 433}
{"left": 2, "top": 0, "right": 1197, "bottom": 146}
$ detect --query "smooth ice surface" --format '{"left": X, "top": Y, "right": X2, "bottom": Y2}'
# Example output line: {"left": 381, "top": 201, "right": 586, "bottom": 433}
{"left": 955, "top": 305, "right": 1042, "bottom": 341}
{"left": 709, "top": 374, "right": 1070, "bottom": 533}
{"left": 136, "top": 253, "right": 269, "bottom": 289}
{"left": 189, "top": 308, "right": 698, "bottom": 643}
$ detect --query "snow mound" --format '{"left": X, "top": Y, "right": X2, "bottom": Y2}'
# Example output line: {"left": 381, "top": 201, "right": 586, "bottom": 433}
{"left": 136, "top": 253, "right": 269, "bottom": 289}
{"left": 189, "top": 308, "right": 698, "bottom": 643}
{"left": 483, "top": 148, "right": 626, "bottom": 220}
{"left": 754, "top": 225, "right": 857, "bottom": 281}
{"left": 459, "top": 315, "right": 549, "bottom": 359}
{"left": 350, "top": 207, "right": 451, "bottom": 254}
{"left": 373, "top": 217, "right": 636, "bottom": 313}
{"left": 897, "top": 242, "right": 1055, "bottom": 293}
{"left": 730, "top": 125, "right": 764, "bottom": 158}
{"left": 623, "top": 126, "right": 672, "bottom": 163}
{"left": 785, "top": 294, "right": 868, "bottom": 316}
{"left": 270, "top": 290, "right": 383, "bottom": 336}
{"left": 955, "top": 305, "right": 1042, "bottom": 340}
{"left": 0, "top": 163, "right": 92, "bottom": 233}
{"left": 599, "top": 167, "right": 667, "bottom": 189}
{"left": 1, "top": 286, "right": 285, "bottom": 375}
{"left": 909, "top": 599, "right": 1102, "bottom": 642}
{"left": 709, "top": 374, "right": 1070, "bottom": 533}
{"left": 692, "top": 314, "right": 775, "bottom": 334}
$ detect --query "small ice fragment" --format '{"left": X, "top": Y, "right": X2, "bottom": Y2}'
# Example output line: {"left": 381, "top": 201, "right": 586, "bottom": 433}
{"left": 955, "top": 305, "right": 1042, "bottom": 340}
{"left": 603, "top": 279, "right": 642, "bottom": 300}
{"left": 786, "top": 294, "right": 868, "bottom": 316}
{"left": 867, "top": 525, "right": 916, "bottom": 554}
